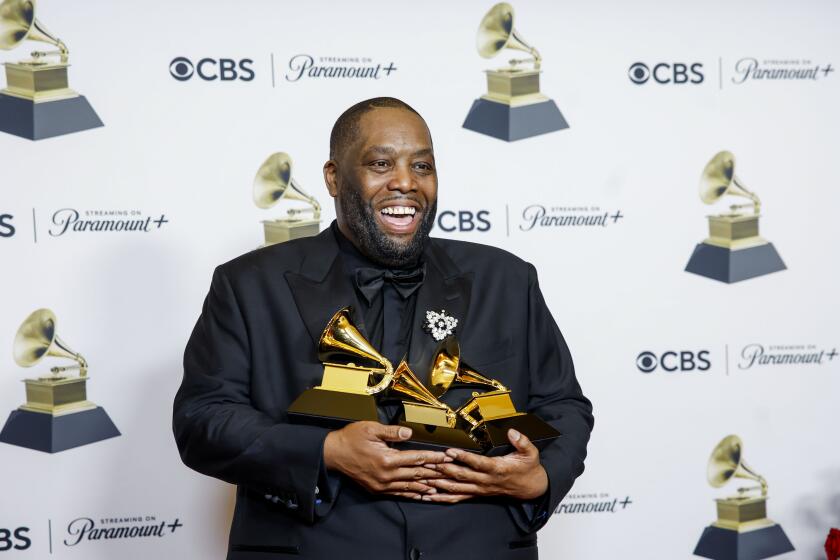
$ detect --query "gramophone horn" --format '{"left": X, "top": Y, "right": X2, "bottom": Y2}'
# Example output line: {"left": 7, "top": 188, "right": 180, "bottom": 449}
{"left": 318, "top": 307, "right": 393, "bottom": 393}
{"left": 0, "top": 0, "right": 68, "bottom": 60}
{"left": 253, "top": 152, "right": 321, "bottom": 217}
{"left": 392, "top": 361, "right": 457, "bottom": 428}
{"left": 699, "top": 150, "right": 760, "bottom": 212}
{"left": 427, "top": 338, "right": 509, "bottom": 397}
{"left": 13, "top": 308, "right": 87, "bottom": 376}
{"left": 476, "top": 2, "right": 541, "bottom": 68}
{"left": 706, "top": 434, "right": 768, "bottom": 496}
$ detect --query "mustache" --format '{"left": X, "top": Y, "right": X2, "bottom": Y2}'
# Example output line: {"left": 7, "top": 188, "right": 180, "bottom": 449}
{"left": 372, "top": 195, "right": 425, "bottom": 208}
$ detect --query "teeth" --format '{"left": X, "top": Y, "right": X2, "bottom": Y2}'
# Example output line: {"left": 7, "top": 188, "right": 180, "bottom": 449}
{"left": 381, "top": 206, "right": 416, "bottom": 216}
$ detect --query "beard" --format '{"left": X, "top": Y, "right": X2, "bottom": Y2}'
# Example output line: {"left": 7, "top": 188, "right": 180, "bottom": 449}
{"left": 339, "top": 184, "right": 437, "bottom": 268}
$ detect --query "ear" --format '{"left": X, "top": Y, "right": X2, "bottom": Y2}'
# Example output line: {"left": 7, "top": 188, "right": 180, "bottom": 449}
{"left": 323, "top": 160, "right": 339, "bottom": 198}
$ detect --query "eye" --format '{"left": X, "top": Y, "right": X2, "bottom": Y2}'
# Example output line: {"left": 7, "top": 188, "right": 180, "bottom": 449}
{"left": 413, "top": 162, "right": 434, "bottom": 173}
{"left": 368, "top": 160, "right": 390, "bottom": 171}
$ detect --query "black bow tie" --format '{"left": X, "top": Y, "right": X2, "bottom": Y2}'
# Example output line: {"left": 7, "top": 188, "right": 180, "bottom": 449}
{"left": 355, "top": 265, "right": 426, "bottom": 305}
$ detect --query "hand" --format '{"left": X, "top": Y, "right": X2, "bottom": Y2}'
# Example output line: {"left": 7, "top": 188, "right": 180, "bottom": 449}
{"left": 422, "top": 429, "right": 548, "bottom": 504}
{"left": 323, "top": 421, "right": 453, "bottom": 499}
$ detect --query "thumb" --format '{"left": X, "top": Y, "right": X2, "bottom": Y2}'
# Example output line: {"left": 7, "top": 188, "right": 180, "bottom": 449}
{"left": 508, "top": 429, "right": 536, "bottom": 455}
{"left": 372, "top": 423, "right": 412, "bottom": 442}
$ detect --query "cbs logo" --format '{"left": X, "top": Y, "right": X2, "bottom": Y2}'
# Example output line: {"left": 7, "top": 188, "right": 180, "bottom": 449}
{"left": 435, "top": 210, "right": 491, "bottom": 233}
{"left": 636, "top": 350, "right": 711, "bottom": 373}
{"left": 0, "top": 527, "right": 31, "bottom": 551}
{"left": 628, "top": 62, "right": 704, "bottom": 85}
{"left": 0, "top": 213, "right": 15, "bottom": 238}
{"left": 169, "top": 57, "right": 255, "bottom": 82}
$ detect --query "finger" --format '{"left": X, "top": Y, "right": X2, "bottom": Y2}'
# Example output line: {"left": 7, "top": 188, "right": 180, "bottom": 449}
{"left": 445, "top": 448, "right": 496, "bottom": 472}
{"left": 508, "top": 429, "right": 538, "bottom": 458}
{"left": 385, "top": 467, "right": 446, "bottom": 482}
{"left": 380, "top": 481, "right": 437, "bottom": 494}
{"left": 384, "top": 492, "right": 423, "bottom": 500}
{"left": 426, "top": 478, "right": 485, "bottom": 495}
{"left": 434, "top": 463, "right": 492, "bottom": 485}
{"left": 421, "top": 492, "right": 474, "bottom": 503}
{"left": 388, "top": 450, "right": 452, "bottom": 467}
{"left": 371, "top": 423, "right": 413, "bottom": 443}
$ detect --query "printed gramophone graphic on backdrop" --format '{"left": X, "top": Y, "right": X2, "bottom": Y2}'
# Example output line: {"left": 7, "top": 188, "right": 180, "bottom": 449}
{"left": 0, "top": 309, "right": 120, "bottom": 453}
{"left": 685, "top": 151, "right": 786, "bottom": 283}
{"left": 462, "top": 2, "right": 569, "bottom": 142}
{"left": 0, "top": 0, "right": 103, "bottom": 140}
{"left": 253, "top": 152, "right": 322, "bottom": 246}
{"left": 694, "top": 435, "right": 794, "bottom": 560}
{"left": 287, "top": 307, "right": 559, "bottom": 455}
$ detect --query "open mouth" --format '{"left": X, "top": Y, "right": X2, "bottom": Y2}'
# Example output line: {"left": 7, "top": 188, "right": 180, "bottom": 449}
{"left": 378, "top": 204, "right": 420, "bottom": 235}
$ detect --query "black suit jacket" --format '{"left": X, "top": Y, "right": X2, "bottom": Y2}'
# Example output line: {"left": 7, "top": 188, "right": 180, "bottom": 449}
{"left": 173, "top": 226, "right": 593, "bottom": 560}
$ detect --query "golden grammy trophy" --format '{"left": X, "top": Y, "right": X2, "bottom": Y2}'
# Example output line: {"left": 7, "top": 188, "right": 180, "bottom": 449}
{"left": 693, "top": 435, "right": 794, "bottom": 560}
{"left": 410, "top": 337, "right": 560, "bottom": 455}
{"left": 0, "top": 309, "right": 120, "bottom": 453}
{"left": 685, "top": 151, "right": 786, "bottom": 283}
{"left": 253, "top": 152, "right": 321, "bottom": 246}
{"left": 287, "top": 307, "right": 393, "bottom": 426}
{"left": 462, "top": 2, "right": 568, "bottom": 141}
{"left": 0, "top": 0, "right": 103, "bottom": 140}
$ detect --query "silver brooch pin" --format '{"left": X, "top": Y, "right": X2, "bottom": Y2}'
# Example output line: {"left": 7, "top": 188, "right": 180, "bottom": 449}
{"left": 424, "top": 309, "right": 458, "bottom": 341}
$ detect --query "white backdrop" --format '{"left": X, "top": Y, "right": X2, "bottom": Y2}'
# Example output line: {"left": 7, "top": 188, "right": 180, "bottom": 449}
{"left": 0, "top": 0, "right": 838, "bottom": 558}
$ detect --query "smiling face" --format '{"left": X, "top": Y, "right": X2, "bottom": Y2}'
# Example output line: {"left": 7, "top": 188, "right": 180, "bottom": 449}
{"left": 324, "top": 107, "right": 438, "bottom": 267}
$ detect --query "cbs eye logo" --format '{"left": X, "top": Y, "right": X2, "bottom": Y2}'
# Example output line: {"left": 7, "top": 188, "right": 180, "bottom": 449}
{"left": 169, "top": 57, "right": 255, "bottom": 82}
{"left": 628, "top": 62, "right": 704, "bottom": 85}
{"left": 636, "top": 350, "right": 711, "bottom": 373}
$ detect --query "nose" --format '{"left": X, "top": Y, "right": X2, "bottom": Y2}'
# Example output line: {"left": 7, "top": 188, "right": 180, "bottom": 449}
{"left": 387, "top": 162, "right": 416, "bottom": 193}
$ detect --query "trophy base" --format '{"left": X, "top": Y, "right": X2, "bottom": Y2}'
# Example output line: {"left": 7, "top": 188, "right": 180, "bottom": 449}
{"left": 287, "top": 389, "right": 379, "bottom": 428}
{"left": 262, "top": 219, "right": 321, "bottom": 246}
{"left": 0, "top": 406, "right": 120, "bottom": 454}
{"left": 395, "top": 420, "right": 484, "bottom": 452}
{"left": 685, "top": 242, "right": 786, "bottom": 284}
{"left": 693, "top": 523, "right": 794, "bottom": 560}
{"left": 476, "top": 414, "right": 562, "bottom": 456}
{"left": 462, "top": 97, "right": 569, "bottom": 142}
{"left": 0, "top": 92, "right": 103, "bottom": 140}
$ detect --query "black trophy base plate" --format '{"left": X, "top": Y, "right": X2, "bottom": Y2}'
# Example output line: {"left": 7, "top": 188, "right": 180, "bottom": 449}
{"left": 0, "top": 93, "right": 104, "bottom": 140}
{"left": 685, "top": 242, "right": 786, "bottom": 284}
{"left": 462, "top": 97, "right": 569, "bottom": 142}
{"left": 395, "top": 420, "right": 485, "bottom": 453}
{"left": 480, "top": 414, "right": 562, "bottom": 456}
{"left": 287, "top": 389, "right": 379, "bottom": 429}
{"left": 0, "top": 407, "right": 120, "bottom": 454}
{"left": 694, "top": 524, "right": 795, "bottom": 560}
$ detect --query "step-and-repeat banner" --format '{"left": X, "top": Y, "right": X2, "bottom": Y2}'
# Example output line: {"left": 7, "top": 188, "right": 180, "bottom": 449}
{"left": 1, "top": 0, "right": 838, "bottom": 558}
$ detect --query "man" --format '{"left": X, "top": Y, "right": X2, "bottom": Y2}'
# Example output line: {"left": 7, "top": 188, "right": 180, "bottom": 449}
{"left": 173, "top": 97, "right": 593, "bottom": 559}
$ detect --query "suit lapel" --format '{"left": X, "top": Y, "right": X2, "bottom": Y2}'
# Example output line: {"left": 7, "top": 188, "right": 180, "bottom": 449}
{"left": 285, "top": 228, "right": 365, "bottom": 349}
{"left": 407, "top": 239, "right": 473, "bottom": 382}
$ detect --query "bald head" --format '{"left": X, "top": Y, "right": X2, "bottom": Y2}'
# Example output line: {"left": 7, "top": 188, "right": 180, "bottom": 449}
{"left": 329, "top": 97, "right": 427, "bottom": 162}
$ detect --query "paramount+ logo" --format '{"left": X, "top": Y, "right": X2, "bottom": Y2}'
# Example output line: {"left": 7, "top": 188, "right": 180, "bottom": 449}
{"left": 628, "top": 62, "right": 704, "bottom": 85}
{"left": 169, "top": 57, "right": 255, "bottom": 82}
{"left": 636, "top": 350, "right": 711, "bottom": 373}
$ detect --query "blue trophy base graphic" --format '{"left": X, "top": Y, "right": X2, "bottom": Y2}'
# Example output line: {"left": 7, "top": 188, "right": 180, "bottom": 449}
{"left": 685, "top": 243, "right": 786, "bottom": 284}
{"left": 0, "top": 93, "right": 103, "bottom": 140}
{"left": 694, "top": 524, "right": 795, "bottom": 560}
{"left": 462, "top": 97, "right": 568, "bottom": 141}
{"left": 0, "top": 407, "right": 120, "bottom": 453}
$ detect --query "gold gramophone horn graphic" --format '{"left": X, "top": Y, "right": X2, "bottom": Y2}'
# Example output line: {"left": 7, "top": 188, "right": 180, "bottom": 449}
{"left": 253, "top": 152, "right": 322, "bottom": 246}
{"left": 685, "top": 150, "right": 785, "bottom": 283}
{"left": 0, "top": 0, "right": 103, "bottom": 140}
{"left": 287, "top": 307, "right": 392, "bottom": 426}
{"left": 0, "top": 308, "right": 120, "bottom": 453}
{"left": 477, "top": 2, "right": 541, "bottom": 70}
{"left": 707, "top": 434, "right": 767, "bottom": 496}
{"left": 693, "top": 435, "right": 794, "bottom": 560}
{"left": 13, "top": 308, "right": 87, "bottom": 377}
{"left": 463, "top": 2, "right": 568, "bottom": 141}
